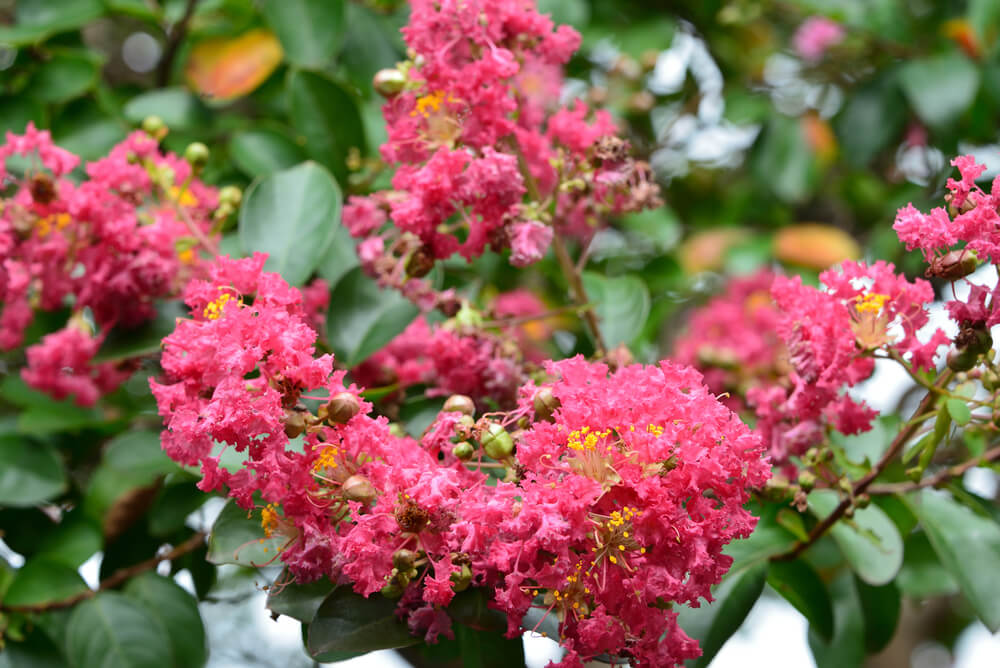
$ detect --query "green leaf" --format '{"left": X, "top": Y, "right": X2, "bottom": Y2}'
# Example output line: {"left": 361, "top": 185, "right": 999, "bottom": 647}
{"left": 899, "top": 52, "right": 980, "bottom": 128}
{"left": 946, "top": 398, "right": 972, "bottom": 426}
{"left": 30, "top": 51, "right": 102, "bottom": 104}
{"left": 447, "top": 588, "right": 507, "bottom": 633}
{"left": 808, "top": 490, "right": 904, "bottom": 586}
{"left": 206, "top": 499, "right": 283, "bottom": 566}
{"left": 580, "top": 273, "right": 650, "bottom": 348}
{"left": 316, "top": 219, "right": 360, "bottom": 287}
{"left": 307, "top": 588, "right": 421, "bottom": 657}
{"left": 261, "top": 0, "right": 345, "bottom": 69}
{"left": 326, "top": 267, "right": 419, "bottom": 367}
{"left": 267, "top": 569, "right": 336, "bottom": 622}
{"left": 52, "top": 99, "right": 128, "bottom": 161}
{"left": 767, "top": 559, "right": 834, "bottom": 643}
{"left": 752, "top": 115, "right": 817, "bottom": 203}
{"left": 677, "top": 561, "right": 768, "bottom": 668}
{"left": 0, "top": 0, "right": 103, "bottom": 46}
{"left": 124, "top": 573, "right": 207, "bottom": 668}
{"left": 454, "top": 622, "right": 526, "bottom": 668}
{"left": 123, "top": 88, "right": 209, "bottom": 132}
{"left": 66, "top": 592, "right": 173, "bottom": 668}
{"left": 84, "top": 430, "right": 178, "bottom": 523}
{"left": 854, "top": 577, "right": 900, "bottom": 654}
{"left": 147, "top": 482, "right": 209, "bottom": 537}
{"left": 340, "top": 3, "right": 406, "bottom": 95}
{"left": 229, "top": 128, "right": 307, "bottom": 178}
{"left": 3, "top": 559, "right": 88, "bottom": 608}
{"left": 239, "top": 161, "right": 343, "bottom": 286}
{"left": 536, "top": 0, "right": 590, "bottom": 27}
{"left": 287, "top": 70, "right": 366, "bottom": 185}
{"left": 808, "top": 571, "right": 866, "bottom": 668}
{"left": 834, "top": 75, "right": 907, "bottom": 166}
{"left": 896, "top": 530, "right": 959, "bottom": 598}
{"left": 0, "top": 435, "right": 67, "bottom": 507}
{"left": 94, "top": 302, "right": 187, "bottom": 363}
{"left": 909, "top": 489, "right": 1000, "bottom": 631}
{"left": 35, "top": 513, "right": 102, "bottom": 569}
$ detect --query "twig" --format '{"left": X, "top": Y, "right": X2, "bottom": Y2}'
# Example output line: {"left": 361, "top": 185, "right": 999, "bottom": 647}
{"left": 868, "top": 444, "right": 1000, "bottom": 495}
{"left": 1, "top": 531, "right": 207, "bottom": 613}
{"left": 157, "top": 0, "right": 200, "bottom": 87}
{"left": 771, "top": 370, "right": 953, "bottom": 562}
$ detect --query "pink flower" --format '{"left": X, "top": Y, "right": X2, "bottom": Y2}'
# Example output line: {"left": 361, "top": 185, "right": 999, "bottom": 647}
{"left": 509, "top": 220, "right": 553, "bottom": 266}
{"left": 793, "top": 17, "right": 845, "bottom": 61}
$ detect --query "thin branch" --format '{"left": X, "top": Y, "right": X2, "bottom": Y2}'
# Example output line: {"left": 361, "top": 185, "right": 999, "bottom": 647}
{"left": 1, "top": 531, "right": 206, "bottom": 613}
{"left": 772, "top": 370, "right": 953, "bottom": 562}
{"left": 156, "top": 0, "right": 200, "bottom": 87}
{"left": 868, "top": 444, "right": 1000, "bottom": 495}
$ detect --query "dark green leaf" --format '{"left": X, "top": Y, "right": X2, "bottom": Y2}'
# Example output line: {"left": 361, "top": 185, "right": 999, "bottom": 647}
{"left": 94, "top": 302, "right": 187, "bottom": 363}
{"left": 287, "top": 70, "right": 366, "bottom": 185}
{"left": 808, "top": 490, "right": 903, "bottom": 586}
{"left": 35, "top": 513, "right": 102, "bottom": 569}
{"left": 677, "top": 561, "right": 767, "bottom": 668}
{"left": 147, "top": 482, "right": 209, "bottom": 537}
{"left": 66, "top": 592, "right": 173, "bottom": 668}
{"left": 946, "top": 398, "right": 972, "bottom": 426}
{"left": 580, "top": 273, "right": 650, "bottom": 348}
{"left": 52, "top": 99, "right": 128, "bottom": 161}
{"left": 899, "top": 53, "right": 980, "bottom": 128}
{"left": 0, "top": 0, "right": 103, "bottom": 46}
{"left": 834, "top": 75, "right": 906, "bottom": 166}
{"left": 30, "top": 51, "right": 102, "bottom": 104}
{"left": 767, "top": 559, "right": 834, "bottom": 643}
{"left": 752, "top": 115, "right": 817, "bottom": 203}
{"left": 0, "top": 629, "right": 68, "bottom": 668}
{"left": 808, "top": 571, "right": 866, "bottom": 668}
{"left": 307, "top": 588, "right": 421, "bottom": 656}
{"left": 896, "top": 530, "right": 959, "bottom": 598}
{"left": 124, "top": 573, "right": 207, "bottom": 668}
{"left": 316, "top": 218, "right": 359, "bottom": 287}
{"left": 0, "top": 97, "right": 47, "bottom": 139}
{"left": 229, "top": 128, "right": 307, "bottom": 178}
{"left": 340, "top": 4, "right": 406, "bottom": 95}
{"left": 123, "top": 88, "right": 209, "bottom": 132}
{"left": 238, "top": 161, "right": 343, "bottom": 286}
{"left": 261, "top": 0, "right": 345, "bottom": 69}
{"left": 909, "top": 488, "right": 1000, "bottom": 631}
{"left": 0, "top": 435, "right": 66, "bottom": 507}
{"left": 326, "top": 267, "right": 419, "bottom": 367}
{"left": 854, "top": 577, "right": 900, "bottom": 654}
{"left": 4, "top": 558, "right": 88, "bottom": 607}
{"left": 267, "top": 569, "right": 336, "bottom": 622}
{"left": 206, "top": 499, "right": 283, "bottom": 566}
{"left": 447, "top": 588, "right": 508, "bottom": 633}
{"left": 454, "top": 622, "right": 526, "bottom": 668}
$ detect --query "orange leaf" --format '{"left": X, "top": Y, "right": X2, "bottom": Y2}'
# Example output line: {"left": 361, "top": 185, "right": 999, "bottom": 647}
{"left": 185, "top": 29, "right": 283, "bottom": 101}
{"left": 774, "top": 224, "right": 860, "bottom": 270}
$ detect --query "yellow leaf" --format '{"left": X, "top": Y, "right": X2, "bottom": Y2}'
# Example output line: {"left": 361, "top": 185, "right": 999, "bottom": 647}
{"left": 774, "top": 224, "right": 860, "bottom": 270}
{"left": 185, "top": 29, "right": 283, "bottom": 101}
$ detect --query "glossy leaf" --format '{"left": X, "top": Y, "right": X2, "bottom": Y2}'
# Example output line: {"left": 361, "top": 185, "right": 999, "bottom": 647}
{"left": 896, "top": 530, "right": 959, "bottom": 598}
{"left": 677, "top": 561, "right": 768, "bottom": 668}
{"left": 946, "top": 398, "right": 972, "bottom": 426}
{"left": 3, "top": 559, "right": 88, "bottom": 608}
{"left": 66, "top": 592, "right": 173, "bottom": 668}
{"left": 239, "top": 161, "right": 343, "bottom": 286}
{"left": 581, "top": 272, "right": 650, "bottom": 348}
{"left": 808, "top": 489, "right": 904, "bottom": 586}
{"left": 35, "top": 513, "right": 102, "bottom": 569}
{"left": 123, "top": 88, "right": 209, "bottom": 132}
{"left": 325, "top": 267, "right": 419, "bottom": 367}
{"left": 124, "top": 573, "right": 207, "bottom": 668}
{"left": 261, "top": 0, "right": 345, "bottom": 69}
{"left": 229, "top": 128, "right": 306, "bottom": 178}
{"left": 287, "top": 70, "right": 366, "bottom": 185}
{"left": 31, "top": 51, "right": 102, "bottom": 104}
{"left": 808, "top": 571, "right": 866, "bottom": 668}
{"left": 185, "top": 29, "right": 283, "bottom": 101}
{"left": 267, "top": 569, "right": 336, "bottom": 622}
{"left": 767, "top": 559, "right": 834, "bottom": 643}
{"left": 307, "top": 588, "right": 421, "bottom": 656}
{"left": 94, "top": 302, "right": 187, "bottom": 363}
{"left": 910, "top": 489, "right": 1000, "bottom": 631}
{"left": 206, "top": 498, "right": 283, "bottom": 566}
{"left": 454, "top": 623, "right": 526, "bottom": 668}
{"left": 0, "top": 0, "right": 103, "bottom": 46}
{"left": 447, "top": 588, "right": 508, "bottom": 632}
{"left": 316, "top": 219, "right": 359, "bottom": 287}
{"left": 899, "top": 52, "right": 980, "bottom": 127}
{"left": 854, "top": 577, "right": 900, "bottom": 654}
{"left": 0, "top": 435, "right": 66, "bottom": 507}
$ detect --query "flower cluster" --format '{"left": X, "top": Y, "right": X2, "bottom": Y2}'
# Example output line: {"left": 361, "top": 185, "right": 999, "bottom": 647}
{"left": 342, "top": 0, "right": 659, "bottom": 293}
{"left": 750, "top": 261, "right": 944, "bottom": 463}
{"left": 151, "top": 254, "right": 770, "bottom": 667}
{"left": 793, "top": 16, "right": 845, "bottom": 62}
{"left": 0, "top": 124, "right": 222, "bottom": 404}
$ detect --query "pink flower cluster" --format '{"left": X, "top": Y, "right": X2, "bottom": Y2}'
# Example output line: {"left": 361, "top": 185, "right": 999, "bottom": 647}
{"left": 151, "top": 255, "right": 770, "bottom": 667}
{"left": 0, "top": 124, "right": 219, "bottom": 404}
{"left": 793, "top": 16, "right": 845, "bottom": 62}
{"left": 750, "top": 261, "right": 944, "bottom": 462}
{"left": 672, "top": 270, "right": 786, "bottom": 410}
{"left": 343, "top": 0, "right": 658, "bottom": 283}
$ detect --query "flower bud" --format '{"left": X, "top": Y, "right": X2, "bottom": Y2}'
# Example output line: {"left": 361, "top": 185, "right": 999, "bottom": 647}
{"left": 342, "top": 475, "right": 376, "bottom": 504}
{"left": 393, "top": 549, "right": 418, "bottom": 570}
{"left": 480, "top": 422, "right": 514, "bottom": 460}
{"left": 141, "top": 115, "right": 166, "bottom": 138}
{"left": 218, "top": 185, "right": 242, "bottom": 208}
{"left": 184, "top": 142, "right": 210, "bottom": 168}
{"left": 373, "top": 68, "right": 407, "bottom": 97}
{"left": 797, "top": 471, "right": 816, "bottom": 491}
{"left": 443, "top": 394, "right": 475, "bottom": 416}
{"left": 450, "top": 563, "right": 473, "bottom": 592}
{"left": 947, "top": 347, "right": 979, "bottom": 372}
{"left": 283, "top": 408, "right": 309, "bottom": 438}
{"left": 928, "top": 249, "right": 978, "bottom": 280}
{"left": 452, "top": 441, "right": 475, "bottom": 461}
{"left": 380, "top": 582, "right": 404, "bottom": 598}
{"left": 454, "top": 302, "right": 483, "bottom": 328}
{"left": 323, "top": 392, "right": 361, "bottom": 424}
{"left": 405, "top": 245, "right": 435, "bottom": 278}
{"left": 855, "top": 493, "right": 871, "bottom": 509}
{"left": 533, "top": 388, "right": 560, "bottom": 422}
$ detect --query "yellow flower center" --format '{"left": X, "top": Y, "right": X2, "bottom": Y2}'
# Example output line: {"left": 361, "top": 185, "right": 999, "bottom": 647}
{"left": 203, "top": 292, "right": 236, "bottom": 320}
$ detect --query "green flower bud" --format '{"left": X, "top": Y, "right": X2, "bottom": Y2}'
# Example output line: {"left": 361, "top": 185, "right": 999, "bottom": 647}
{"left": 218, "top": 185, "right": 242, "bottom": 208}
{"left": 452, "top": 441, "right": 475, "bottom": 461}
{"left": 533, "top": 387, "right": 560, "bottom": 422}
{"left": 450, "top": 563, "right": 472, "bottom": 592}
{"left": 323, "top": 392, "right": 361, "bottom": 424}
{"left": 443, "top": 394, "right": 475, "bottom": 416}
{"left": 184, "top": 142, "right": 210, "bottom": 167}
{"left": 373, "top": 68, "right": 407, "bottom": 97}
{"left": 141, "top": 115, "right": 166, "bottom": 137}
{"left": 481, "top": 422, "right": 514, "bottom": 460}
{"left": 797, "top": 471, "right": 817, "bottom": 492}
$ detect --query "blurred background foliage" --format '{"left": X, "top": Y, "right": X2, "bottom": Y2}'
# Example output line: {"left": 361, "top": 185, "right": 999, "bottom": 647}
{"left": 2, "top": 0, "right": 1000, "bottom": 667}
